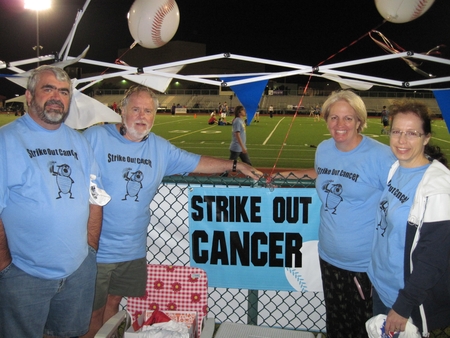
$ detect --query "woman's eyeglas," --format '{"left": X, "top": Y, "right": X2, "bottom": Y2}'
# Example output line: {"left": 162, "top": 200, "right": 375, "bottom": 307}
{"left": 389, "top": 130, "right": 424, "bottom": 139}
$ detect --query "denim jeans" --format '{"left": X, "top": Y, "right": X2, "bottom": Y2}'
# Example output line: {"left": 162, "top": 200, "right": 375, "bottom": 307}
{"left": 0, "top": 246, "right": 97, "bottom": 338}
{"left": 372, "top": 289, "right": 403, "bottom": 338}
{"left": 372, "top": 287, "right": 391, "bottom": 315}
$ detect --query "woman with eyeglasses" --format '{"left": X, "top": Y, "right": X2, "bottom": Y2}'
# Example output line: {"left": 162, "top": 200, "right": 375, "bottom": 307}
{"left": 368, "top": 100, "right": 450, "bottom": 337}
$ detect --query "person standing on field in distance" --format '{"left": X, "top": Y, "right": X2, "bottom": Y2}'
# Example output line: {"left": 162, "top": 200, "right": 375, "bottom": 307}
{"left": 254, "top": 106, "right": 260, "bottom": 123}
{"left": 81, "top": 86, "right": 262, "bottom": 337}
{"left": 219, "top": 102, "right": 227, "bottom": 122}
{"left": 368, "top": 100, "right": 450, "bottom": 336}
{"left": 268, "top": 104, "right": 274, "bottom": 118}
{"left": 277, "top": 90, "right": 396, "bottom": 337}
{"left": 314, "top": 105, "right": 321, "bottom": 122}
{"left": 229, "top": 105, "right": 252, "bottom": 166}
{"left": 381, "top": 105, "right": 389, "bottom": 134}
{"left": 0, "top": 65, "right": 107, "bottom": 338}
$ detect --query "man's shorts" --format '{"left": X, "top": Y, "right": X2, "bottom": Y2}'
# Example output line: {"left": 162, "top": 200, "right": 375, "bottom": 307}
{"left": 93, "top": 257, "right": 147, "bottom": 310}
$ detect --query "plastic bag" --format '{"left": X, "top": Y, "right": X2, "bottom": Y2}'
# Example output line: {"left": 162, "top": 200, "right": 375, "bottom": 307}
{"left": 366, "top": 314, "right": 421, "bottom": 338}
{"left": 89, "top": 174, "right": 111, "bottom": 206}
{"left": 135, "top": 320, "right": 189, "bottom": 338}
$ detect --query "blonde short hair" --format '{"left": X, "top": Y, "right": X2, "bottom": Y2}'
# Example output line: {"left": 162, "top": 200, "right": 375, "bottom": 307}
{"left": 322, "top": 90, "right": 367, "bottom": 133}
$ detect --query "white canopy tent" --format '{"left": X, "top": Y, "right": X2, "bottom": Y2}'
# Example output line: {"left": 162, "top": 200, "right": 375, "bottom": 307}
{"left": 5, "top": 95, "right": 26, "bottom": 105}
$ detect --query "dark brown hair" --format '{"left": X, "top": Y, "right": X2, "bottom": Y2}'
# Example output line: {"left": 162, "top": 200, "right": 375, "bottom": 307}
{"left": 389, "top": 99, "right": 447, "bottom": 167}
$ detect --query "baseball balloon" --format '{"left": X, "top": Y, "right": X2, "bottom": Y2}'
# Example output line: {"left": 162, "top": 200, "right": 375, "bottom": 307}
{"left": 128, "top": 0, "right": 180, "bottom": 49}
{"left": 375, "top": 0, "right": 435, "bottom": 23}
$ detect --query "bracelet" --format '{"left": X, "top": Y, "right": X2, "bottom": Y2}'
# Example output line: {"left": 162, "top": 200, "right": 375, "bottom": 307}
{"left": 232, "top": 159, "right": 237, "bottom": 172}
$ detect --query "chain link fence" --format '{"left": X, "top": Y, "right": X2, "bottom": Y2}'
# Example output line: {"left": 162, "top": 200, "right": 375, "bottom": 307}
{"left": 121, "top": 172, "right": 449, "bottom": 337}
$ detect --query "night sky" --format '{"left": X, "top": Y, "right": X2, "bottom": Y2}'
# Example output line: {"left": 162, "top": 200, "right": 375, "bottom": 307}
{"left": 1, "top": 0, "right": 449, "bottom": 98}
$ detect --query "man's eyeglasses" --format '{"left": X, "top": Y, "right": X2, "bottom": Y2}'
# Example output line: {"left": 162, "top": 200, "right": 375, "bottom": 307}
{"left": 389, "top": 129, "right": 424, "bottom": 139}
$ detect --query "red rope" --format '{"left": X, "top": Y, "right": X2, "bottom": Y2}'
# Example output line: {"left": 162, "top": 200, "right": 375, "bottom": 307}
{"left": 268, "top": 79, "right": 312, "bottom": 178}
{"left": 316, "top": 20, "right": 386, "bottom": 68}
{"left": 100, "top": 47, "right": 133, "bottom": 75}
{"left": 267, "top": 20, "right": 387, "bottom": 178}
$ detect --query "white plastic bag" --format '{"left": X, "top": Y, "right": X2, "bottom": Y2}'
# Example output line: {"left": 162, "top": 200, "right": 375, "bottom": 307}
{"left": 135, "top": 320, "right": 189, "bottom": 338}
{"left": 366, "top": 314, "right": 421, "bottom": 338}
{"left": 89, "top": 174, "right": 111, "bottom": 206}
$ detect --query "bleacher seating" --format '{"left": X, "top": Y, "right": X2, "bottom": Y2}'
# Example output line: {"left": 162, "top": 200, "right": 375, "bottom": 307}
{"left": 92, "top": 93, "right": 441, "bottom": 116}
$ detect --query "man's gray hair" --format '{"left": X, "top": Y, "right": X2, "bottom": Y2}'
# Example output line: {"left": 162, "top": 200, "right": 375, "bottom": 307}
{"left": 120, "top": 85, "right": 159, "bottom": 111}
{"left": 27, "top": 65, "right": 73, "bottom": 100}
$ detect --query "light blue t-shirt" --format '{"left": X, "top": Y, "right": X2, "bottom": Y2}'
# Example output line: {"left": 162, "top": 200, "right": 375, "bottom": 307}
{"left": 83, "top": 124, "right": 200, "bottom": 263}
{"left": 229, "top": 117, "right": 246, "bottom": 152}
{"left": 0, "top": 114, "right": 100, "bottom": 279}
{"left": 368, "top": 164, "right": 428, "bottom": 308}
{"left": 315, "top": 136, "right": 395, "bottom": 272}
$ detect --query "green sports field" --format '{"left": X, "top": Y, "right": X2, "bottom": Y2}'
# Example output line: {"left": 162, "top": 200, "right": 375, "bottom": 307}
{"left": 149, "top": 113, "right": 450, "bottom": 170}
{"left": 2, "top": 113, "right": 450, "bottom": 170}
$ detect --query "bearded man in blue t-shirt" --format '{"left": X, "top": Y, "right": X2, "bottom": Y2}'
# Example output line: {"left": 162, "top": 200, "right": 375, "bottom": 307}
{"left": 0, "top": 65, "right": 107, "bottom": 337}
{"left": 82, "top": 85, "right": 262, "bottom": 337}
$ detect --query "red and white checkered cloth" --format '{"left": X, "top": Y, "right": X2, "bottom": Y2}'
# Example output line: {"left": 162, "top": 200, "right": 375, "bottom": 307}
{"left": 127, "top": 265, "right": 209, "bottom": 338}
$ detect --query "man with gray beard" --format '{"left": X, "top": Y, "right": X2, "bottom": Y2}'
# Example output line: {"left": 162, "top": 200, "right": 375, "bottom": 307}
{"left": 0, "top": 65, "right": 107, "bottom": 337}
{"left": 81, "top": 85, "right": 262, "bottom": 337}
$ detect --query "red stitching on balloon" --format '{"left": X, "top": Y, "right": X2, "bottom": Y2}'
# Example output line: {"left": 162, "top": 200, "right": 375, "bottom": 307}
{"left": 411, "top": 0, "right": 429, "bottom": 20}
{"left": 151, "top": 0, "right": 176, "bottom": 47}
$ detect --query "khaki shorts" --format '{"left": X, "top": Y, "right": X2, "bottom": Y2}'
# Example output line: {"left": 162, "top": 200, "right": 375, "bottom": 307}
{"left": 93, "top": 257, "right": 147, "bottom": 310}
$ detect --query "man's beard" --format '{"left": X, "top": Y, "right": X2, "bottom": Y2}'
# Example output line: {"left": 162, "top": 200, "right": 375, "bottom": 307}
{"left": 123, "top": 119, "right": 152, "bottom": 141}
{"left": 31, "top": 98, "right": 69, "bottom": 125}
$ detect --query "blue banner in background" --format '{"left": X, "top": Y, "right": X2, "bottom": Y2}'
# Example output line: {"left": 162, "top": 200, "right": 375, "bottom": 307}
{"left": 433, "top": 89, "right": 450, "bottom": 133}
{"left": 188, "top": 187, "right": 323, "bottom": 292}
{"left": 221, "top": 76, "right": 267, "bottom": 125}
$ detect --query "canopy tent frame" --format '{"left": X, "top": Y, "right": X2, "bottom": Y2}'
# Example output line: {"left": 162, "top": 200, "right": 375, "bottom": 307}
{"left": 1, "top": 0, "right": 449, "bottom": 129}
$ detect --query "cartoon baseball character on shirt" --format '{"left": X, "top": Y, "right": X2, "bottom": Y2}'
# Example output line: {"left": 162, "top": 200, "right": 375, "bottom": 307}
{"left": 49, "top": 161, "right": 74, "bottom": 199}
{"left": 377, "top": 199, "right": 389, "bottom": 236}
{"left": 122, "top": 168, "right": 144, "bottom": 201}
{"left": 322, "top": 180, "right": 343, "bottom": 214}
